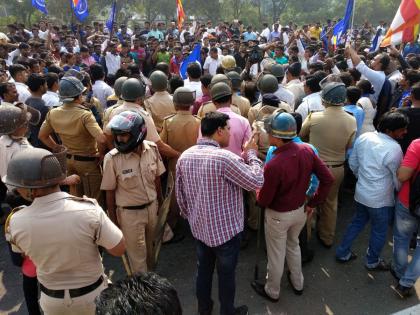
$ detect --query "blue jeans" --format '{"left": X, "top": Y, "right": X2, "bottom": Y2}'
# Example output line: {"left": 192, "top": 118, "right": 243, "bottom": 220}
{"left": 196, "top": 234, "right": 241, "bottom": 315}
{"left": 393, "top": 199, "right": 420, "bottom": 288}
{"left": 336, "top": 201, "right": 393, "bottom": 267}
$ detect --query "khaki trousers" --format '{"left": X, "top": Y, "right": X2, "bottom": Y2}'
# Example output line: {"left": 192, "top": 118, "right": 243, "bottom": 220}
{"left": 246, "top": 190, "right": 260, "bottom": 230}
{"left": 66, "top": 158, "right": 102, "bottom": 202}
{"left": 117, "top": 200, "right": 158, "bottom": 273}
{"left": 39, "top": 277, "right": 107, "bottom": 315}
{"left": 317, "top": 166, "right": 345, "bottom": 246}
{"left": 264, "top": 206, "right": 306, "bottom": 299}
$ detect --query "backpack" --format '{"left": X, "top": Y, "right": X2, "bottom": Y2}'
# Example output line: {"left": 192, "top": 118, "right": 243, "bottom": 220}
{"left": 373, "top": 78, "right": 392, "bottom": 128}
{"left": 409, "top": 169, "right": 420, "bottom": 219}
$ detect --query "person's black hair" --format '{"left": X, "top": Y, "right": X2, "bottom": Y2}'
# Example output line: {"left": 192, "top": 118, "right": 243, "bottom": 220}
{"left": 155, "top": 62, "right": 170, "bottom": 77}
{"left": 411, "top": 82, "right": 420, "bottom": 101}
{"left": 45, "top": 72, "right": 59, "bottom": 90}
{"left": 27, "top": 73, "right": 46, "bottom": 92}
{"left": 308, "top": 62, "right": 324, "bottom": 73}
{"left": 287, "top": 62, "right": 301, "bottom": 77}
{"left": 305, "top": 71, "right": 327, "bottom": 93}
{"left": 378, "top": 53, "right": 390, "bottom": 71}
{"left": 408, "top": 57, "right": 419, "bottom": 70}
{"left": 115, "top": 68, "right": 131, "bottom": 80}
{"left": 404, "top": 69, "right": 420, "bottom": 86}
{"left": 377, "top": 111, "right": 409, "bottom": 133}
{"left": 210, "top": 47, "right": 218, "bottom": 54}
{"left": 201, "top": 111, "right": 230, "bottom": 137}
{"left": 28, "top": 58, "right": 40, "bottom": 68}
{"left": 95, "top": 272, "right": 182, "bottom": 315}
{"left": 169, "top": 75, "right": 184, "bottom": 94}
{"left": 349, "top": 68, "right": 361, "bottom": 83}
{"left": 213, "top": 94, "right": 232, "bottom": 104}
{"left": 290, "top": 112, "right": 303, "bottom": 134}
{"left": 18, "top": 42, "right": 30, "bottom": 50}
{"left": 356, "top": 79, "right": 374, "bottom": 95}
{"left": 89, "top": 64, "right": 105, "bottom": 81}
{"left": 47, "top": 65, "right": 63, "bottom": 74}
{"left": 9, "top": 64, "right": 27, "bottom": 79}
{"left": 336, "top": 60, "right": 348, "bottom": 71}
{"left": 106, "top": 73, "right": 116, "bottom": 86}
{"left": 0, "top": 82, "right": 14, "bottom": 99}
{"left": 187, "top": 63, "right": 202, "bottom": 79}
{"left": 200, "top": 74, "right": 212, "bottom": 88}
{"left": 80, "top": 46, "right": 89, "bottom": 53}
{"left": 339, "top": 72, "right": 353, "bottom": 87}
{"left": 346, "top": 86, "right": 362, "bottom": 104}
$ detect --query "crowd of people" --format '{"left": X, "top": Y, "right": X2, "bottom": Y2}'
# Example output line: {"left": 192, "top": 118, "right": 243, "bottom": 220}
{"left": 0, "top": 16, "right": 420, "bottom": 315}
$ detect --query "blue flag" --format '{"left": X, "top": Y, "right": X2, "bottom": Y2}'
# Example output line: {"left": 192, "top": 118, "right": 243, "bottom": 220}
{"left": 106, "top": 1, "right": 117, "bottom": 32}
{"left": 370, "top": 29, "right": 381, "bottom": 52}
{"left": 32, "top": 0, "right": 48, "bottom": 14}
{"left": 320, "top": 27, "right": 328, "bottom": 51}
{"left": 71, "top": 0, "right": 89, "bottom": 22}
{"left": 180, "top": 43, "right": 202, "bottom": 79}
{"left": 332, "top": 0, "right": 354, "bottom": 46}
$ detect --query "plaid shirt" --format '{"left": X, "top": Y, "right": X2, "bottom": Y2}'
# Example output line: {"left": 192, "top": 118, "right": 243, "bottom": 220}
{"left": 176, "top": 139, "right": 264, "bottom": 247}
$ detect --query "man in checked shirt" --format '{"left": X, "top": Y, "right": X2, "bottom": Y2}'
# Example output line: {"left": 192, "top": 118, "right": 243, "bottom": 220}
{"left": 176, "top": 112, "right": 264, "bottom": 315}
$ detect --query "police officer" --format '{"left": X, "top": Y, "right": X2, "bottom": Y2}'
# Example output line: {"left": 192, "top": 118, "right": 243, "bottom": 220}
{"left": 197, "top": 74, "right": 241, "bottom": 118}
{"left": 104, "top": 78, "right": 180, "bottom": 159}
{"left": 300, "top": 81, "right": 357, "bottom": 248}
{"left": 160, "top": 87, "right": 200, "bottom": 232}
{"left": 101, "top": 111, "right": 166, "bottom": 273}
{"left": 144, "top": 70, "right": 176, "bottom": 133}
{"left": 248, "top": 74, "right": 292, "bottom": 126}
{"left": 226, "top": 71, "right": 251, "bottom": 118}
{"left": 39, "top": 76, "right": 109, "bottom": 200}
{"left": 5, "top": 148, "right": 125, "bottom": 315}
{"left": 102, "top": 76, "right": 128, "bottom": 130}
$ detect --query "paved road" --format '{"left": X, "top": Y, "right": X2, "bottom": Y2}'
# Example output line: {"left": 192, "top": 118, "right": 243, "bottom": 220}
{"left": 1, "top": 191, "right": 419, "bottom": 315}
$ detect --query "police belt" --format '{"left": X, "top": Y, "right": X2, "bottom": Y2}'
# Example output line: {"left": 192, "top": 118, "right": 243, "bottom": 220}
{"left": 39, "top": 276, "right": 103, "bottom": 299}
{"left": 325, "top": 163, "right": 344, "bottom": 168}
{"left": 66, "top": 154, "right": 97, "bottom": 162}
{"left": 121, "top": 201, "right": 153, "bottom": 210}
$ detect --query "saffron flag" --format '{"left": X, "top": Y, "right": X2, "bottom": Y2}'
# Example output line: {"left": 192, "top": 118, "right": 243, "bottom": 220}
{"left": 381, "top": 0, "right": 420, "bottom": 47}
{"left": 180, "top": 43, "right": 201, "bottom": 79}
{"left": 331, "top": 0, "right": 354, "bottom": 47}
{"left": 177, "top": 0, "right": 185, "bottom": 31}
{"left": 106, "top": 1, "right": 117, "bottom": 32}
{"left": 32, "top": 0, "right": 48, "bottom": 14}
{"left": 71, "top": 0, "right": 89, "bottom": 22}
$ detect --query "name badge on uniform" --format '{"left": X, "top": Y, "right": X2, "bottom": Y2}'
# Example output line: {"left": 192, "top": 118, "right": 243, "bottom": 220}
{"left": 122, "top": 169, "right": 133, "bottom": 174}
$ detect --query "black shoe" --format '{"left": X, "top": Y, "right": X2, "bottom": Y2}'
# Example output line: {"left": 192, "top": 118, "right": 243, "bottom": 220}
{"left": 250, "top": 281, "right": 279, "bottom": 302}
{"left": 395, "top": 284, "right": 412, "bottom": 299}
{"left": 233, "top": 305, "right": 249, "bottom": 315}
{"left": 365, "top": 259, "right": 390, "bottom": 271}
{"left": 198, "top": 301, "right": 213, "bottom": 315}
{"left": 390, "top": 268, "right": 401, "bottom": 281}
{"left": 286, "top": 272, "right": 303, "bottom": 295}
{"left": 336, "top": 252, "right": 358, "bottom": 264}
{"left": 316, "top": 232, "right": 333, "bottom": 249}
{"left": 301, "top": 249, "right": 314, "bottom": 265}
{"left": 163, "top": 233, "right": 185, "bottom": 245}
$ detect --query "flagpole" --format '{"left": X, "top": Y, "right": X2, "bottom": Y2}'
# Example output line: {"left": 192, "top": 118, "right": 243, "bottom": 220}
{"left": 350, "top": 0, "right": 356, "bottom": 34}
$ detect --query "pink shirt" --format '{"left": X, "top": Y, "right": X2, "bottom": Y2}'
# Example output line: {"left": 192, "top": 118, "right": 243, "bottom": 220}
{"left": 217, "top": 107, "right": 252, "bottom": 156}
{"left": 398, "top": 139, "right": 420, "bottom": 208}
{"left": 81, "top": 56, "right": 96, "bottom": 67}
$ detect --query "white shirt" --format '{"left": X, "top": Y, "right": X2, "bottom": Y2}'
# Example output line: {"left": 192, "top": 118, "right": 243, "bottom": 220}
{"left": 42, "top": 91, "right": 60, "bottom": 108}
{"left": 184, "top": 79, "right": 203, "bottom": 100}
{"left": 104, "top": 52, "right": 121, "bottom": 75}
{"left": 387, "top": 70, "right": 403, "bottom": 95}
{"left": 92, "top": 80, "right": 113, "bottom": 110}
{"left": 356, "top": 61, "right": 385, "bottom": 103}
{"left": 357, "top": 97, "right": 376, "bottom": 134}
{"left": 203, "top": 55, "right": 223, "bottom": 76}
{"left": 349, "top": 132, "right": 403, "bottom": 208}
{"left": 260, "top": 27, "right": 271, "bottom": 40}
{"left": 14, "top": 82, "right": 31, "bottom": 103}
{"left": 274, "top": 85, "right": 295, "bottom": 107}
{"left": 286, "top": 79, "right": 305, "bottom": 109}
{"left": 295, "top": 92, "right": 324, "bottom": 122}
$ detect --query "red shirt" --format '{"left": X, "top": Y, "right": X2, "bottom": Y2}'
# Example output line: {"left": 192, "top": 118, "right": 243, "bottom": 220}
{"left": 192, "top": 94, "right": 211, "bottom": 115}
{"left": 398, "top": 139, "right": 420, "bottom": 208}
{"left": 257, "top": 142, "right": 334, "bottom": 212}
{"left": 169, "top": 56, "right": 183, "bottom": 76}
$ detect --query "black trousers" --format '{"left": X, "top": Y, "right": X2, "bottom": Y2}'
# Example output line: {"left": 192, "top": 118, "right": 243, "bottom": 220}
{"left": 23, "top": 274, "right": 41, "bottom": 315}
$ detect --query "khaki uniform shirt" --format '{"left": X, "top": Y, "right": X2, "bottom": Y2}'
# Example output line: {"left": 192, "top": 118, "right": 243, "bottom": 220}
{"left": 300, "top": 106, "right": 357, "bottom": 164}
{"left": 144, "top": 91, "right": 176, "bottom": 133}
{"left": 160, "top": 110, "right": 200, "bottom": 172}
{"left": 101, "top": 141, "right": 166, "bottom": 206}
{"left": 247, "top": 101, "right": 292, "bottom": 125}
{"left": 40, "top": 103, "right": 103, "bottom": 156}
{"left": 8, "top": 192, "right": 122, "bottom": 289}
{"left": 197, "top": 101, "right": 240, "bottom": 119}
{"left": 102, "top": 99, "right": 124, "bottom": 129}
{"left": 232, "top": 94, "right": 251, "bottom": 118}
{"left": 103, "top": 101, "right": 160, "bottom": 143}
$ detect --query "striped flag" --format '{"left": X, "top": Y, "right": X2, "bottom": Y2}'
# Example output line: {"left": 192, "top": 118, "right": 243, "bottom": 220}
{"left": 381, "top": 0, "right": 420, "bottom": 47}
{"left": 176, "top": 0, "right": 185, "bottom": 31}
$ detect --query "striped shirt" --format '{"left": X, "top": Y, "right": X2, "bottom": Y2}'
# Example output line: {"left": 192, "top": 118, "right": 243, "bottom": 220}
{"left": 175, "top": 139, "right": 264, "bottom": 247}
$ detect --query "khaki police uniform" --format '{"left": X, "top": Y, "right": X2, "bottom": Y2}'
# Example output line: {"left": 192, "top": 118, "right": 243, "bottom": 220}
{"left": 6, "top": 192, "right": 123, "bottom": 315}
{"left": 144, "top": 91, "right": 176, "bottom": 133}
{"left": 300, "top": 106, "right": 356, "bottom": 246}
{"left": 247, "top": 101, "right": 292, "bottom": 126}
{"left": 197, "top": 101, "right": 241, "bottom": 119}
{"left": 232, "top": 94, "right": 251, "bottom": 118}
{"left": 101, "top": 141, "right": 166, "bottom": 273}
{"left": 40, "top": 103, "right": 104, "bottom": 200}
{"left": 102, "top": 99, "right": 124, "bottom": 130}
{"left": 160, "top": 110, "right": 200, "bottom": 228}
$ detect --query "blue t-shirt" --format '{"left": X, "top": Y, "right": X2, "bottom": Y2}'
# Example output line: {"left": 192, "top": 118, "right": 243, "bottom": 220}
{"left": 266, "top": 137, "right": 319, "bottom": 197}
{"left": 344, "top": 104, "right": 365, "bottom": 158}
